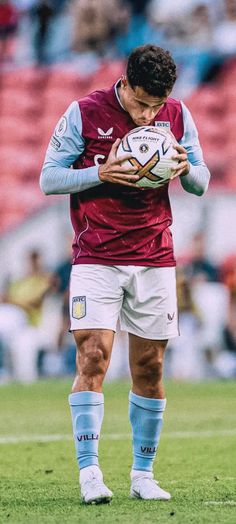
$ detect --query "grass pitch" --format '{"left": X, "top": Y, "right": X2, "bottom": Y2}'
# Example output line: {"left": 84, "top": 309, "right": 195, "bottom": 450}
{"left": 0, "top": 379, "right": 236, "bottom": 524}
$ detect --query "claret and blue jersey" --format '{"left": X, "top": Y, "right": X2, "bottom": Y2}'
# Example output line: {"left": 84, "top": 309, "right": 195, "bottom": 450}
{"left": 40, "top": 81, "right": 210, "bottom": 267}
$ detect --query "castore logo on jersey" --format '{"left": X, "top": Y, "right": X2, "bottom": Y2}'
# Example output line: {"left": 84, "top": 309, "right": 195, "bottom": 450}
{"left": 97, "top": 127, "right": 113, "bottom": 139}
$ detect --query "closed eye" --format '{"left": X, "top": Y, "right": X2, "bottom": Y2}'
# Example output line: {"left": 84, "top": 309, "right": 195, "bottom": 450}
{"left": 138, "top": 101, "right": 163, "bottom": 110}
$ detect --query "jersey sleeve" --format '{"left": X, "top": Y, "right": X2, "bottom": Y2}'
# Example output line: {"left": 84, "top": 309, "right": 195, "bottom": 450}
{"left": 179, "top": 101, "right": 211, "bottom": 196}
{"left": 39, "top": 101, "right": 102, "bottom": 195}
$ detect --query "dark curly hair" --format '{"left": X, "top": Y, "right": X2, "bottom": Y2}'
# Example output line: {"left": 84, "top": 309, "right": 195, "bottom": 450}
{"left": 126, "top": 44, "right": 177, "bottom": 98}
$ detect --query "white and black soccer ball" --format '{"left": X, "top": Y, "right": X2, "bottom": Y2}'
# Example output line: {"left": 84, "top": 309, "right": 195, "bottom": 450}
{"left": 117, "top": 126, "right": 179, "bottom": 189}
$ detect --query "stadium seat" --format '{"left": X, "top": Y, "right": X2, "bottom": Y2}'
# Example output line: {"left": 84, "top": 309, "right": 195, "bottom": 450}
{"left": 46, "top": 69, "right": 81, "bottom": 90}
{"left": 218, "top": 58, "right": 236, "bottom": 84}
{"left": 0, "top": 67, "right": 48, "bottom": 91}
{"left": 222, "top": 167, "right": 236, "bottom": 190}
{"left": 186, "top": 85, "right": 221, "bottom": 117}
{"left": 45, "top": 70, "right": 95, "bottom": 98}
{"left": 43, "top": 88, "right": 77, "bottom": 116}
{"left": 0, "top": 145, "right": 41, "bottom": 182}
{"left": 0, "top": 117, "right": 42, "bottom": 146}
{"left": 196, "top": 118, "right": 222, "bottom": 143}
{"left": 0, "top": 89, "right": 41, "bottom": 118}
{"left": 40, "top": 116, "right": 58, "bottom": 144}
{"left": 88, "top": 61, "right": 124, "bottom": 91}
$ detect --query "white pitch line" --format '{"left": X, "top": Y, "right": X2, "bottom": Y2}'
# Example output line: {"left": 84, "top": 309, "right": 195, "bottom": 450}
{"left": 0, "top": 434, "right": 72, "bottom": 444}
{"left": 165, "top": 429, "right": 236, "bottom": 438}
{"left": 0, "top": 428, "right": 236, "bottom": 445}
{"left": 204, "top": 501, "right": 236, "bottom": 506}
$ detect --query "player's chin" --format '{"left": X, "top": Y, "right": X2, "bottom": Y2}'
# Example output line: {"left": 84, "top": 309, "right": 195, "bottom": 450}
{"left": 139, "top": 122, "right": 151, "bottom": 126}
{"left": 134, "top": 119, "right": 152, "bottom": 126}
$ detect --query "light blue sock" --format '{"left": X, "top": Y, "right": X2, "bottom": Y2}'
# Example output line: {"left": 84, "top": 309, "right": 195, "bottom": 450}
{"left": 69, "top": 391, "right": 104, "bottom": 470}
{"left": 129, "top": 391, "right": 167, "bottom": 472}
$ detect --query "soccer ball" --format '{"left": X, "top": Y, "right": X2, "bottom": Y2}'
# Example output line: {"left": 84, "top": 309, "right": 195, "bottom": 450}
{"left": 117, "top": 126, "right": 179, "bottom": 189}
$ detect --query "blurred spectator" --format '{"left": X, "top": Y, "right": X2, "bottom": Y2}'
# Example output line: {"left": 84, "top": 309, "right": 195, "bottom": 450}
{"left": 0, "top": 302, "right": 28, "bottom": 383}
{"left": 12, "top": 0, "right": 38, "bottom": 12}
{"left": 1, "top": 249, "right": 58, "bottom": 382}
{"left": 213, "top": 0, "right": 236, "bottom": 56}
{"left": 3, "top": 249, "right": 54, "bottom": 327}
{"left": 55, "top": 249, "right": 71, "bottom": 297}
{"left": 175, "top": 233, "right": 230, "bottom": 379}
{"left": 115, "top": 0, "right": 152, "bottom": 56}
{"left": 168, "top": 268, "right": 203, "bottom": 380}
{"left": 125, "top": 0, "right": 149, "bottom": 15}
{"left": 0, "top": 0, "right": 19, "bottom": 63}
{"left": 4, "top": 0, "right": 232, "bottom": 95}
{"left": 50, "top": 0, "right": 68, "bottom": 11}
{"left": 223, "top": 294, "right": 236, "bottom": 355}
{"left": 53, "top": 241, "right": 81, "bottom": 375}
{"left": 71, "top": 0, "right": 129, "bottom": 58}
{"left": 220, "top": 253, "right": 236, "bottom": 293}
{"left": 149, "top": 1, "right": 215, "bottom": 48}
{"left": 191, "top": 279, "right": 229, "bottom": 375}
{"left": 169, "top": 262, "right": 230, "bottom": 380}
{"left": 54, "top": 251, "right": 72, "bottom": 349}
{"left": 182, "top": 3, "right": 213, "bottom": 47}
{"left": 174, "top": 3, "right": 216, "bottom": 91}
{"left": 214, "top": 294, "right": 236, "bottom": 378}
{"left": 183, "top": 232, "right": 219, "bottom": 283}
{"left": 30, "top": 0, "right": 55, "bottom": 64}
{"left": 205, "top": 253, "right": 236, "bottom": 378}
{"left": 145, "top": 1, "right": 223, "bottom": 95}
{"left": 10, "top": 0, "right": 37, "bottom": 64}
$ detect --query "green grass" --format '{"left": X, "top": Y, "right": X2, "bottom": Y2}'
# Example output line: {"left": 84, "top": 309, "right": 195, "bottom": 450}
{"left": 0, "top": 379, "right": 236, "bottom": 524}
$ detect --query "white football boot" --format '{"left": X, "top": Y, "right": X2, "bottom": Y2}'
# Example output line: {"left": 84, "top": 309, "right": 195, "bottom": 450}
{"left": 80, "top": 465, "right": 113, "bottom": 504}
{"left": 130, "top": 470, "right": 171, "bottom": 501}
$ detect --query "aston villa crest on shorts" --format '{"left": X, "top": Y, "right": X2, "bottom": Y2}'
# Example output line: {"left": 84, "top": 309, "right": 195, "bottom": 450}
{"left": 72, "top": 296, "right": 86, "bottom": 319}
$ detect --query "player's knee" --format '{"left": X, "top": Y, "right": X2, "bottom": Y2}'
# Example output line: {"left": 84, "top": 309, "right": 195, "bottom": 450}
{"left": 146, "top": 358, "right": 163, "bottom": 382}
{"left": 84, "top": 347, "right": 107, "bottom": 377}
{"left": 135, "top": 356, "right": 164, "bottom": 385}
{"left": 77, "top": 333, "right": 109, "bottom": 378}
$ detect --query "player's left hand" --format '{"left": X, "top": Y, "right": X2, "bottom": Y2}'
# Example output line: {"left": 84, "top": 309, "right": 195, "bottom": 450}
{"left": 170, "top": 144, "right": 190, "bottom": 180}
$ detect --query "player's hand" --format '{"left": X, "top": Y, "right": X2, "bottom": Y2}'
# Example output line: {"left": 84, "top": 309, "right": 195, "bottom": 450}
{"left": 98, "top": 139, "right": 141, "bottom": 187}
{"left": 170, "top": 144, "right": 190, "bottom": 180}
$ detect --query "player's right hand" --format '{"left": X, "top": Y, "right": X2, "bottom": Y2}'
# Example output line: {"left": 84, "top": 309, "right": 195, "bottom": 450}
{"left": 98, "top": 139, "right": 141, "bottom": 187}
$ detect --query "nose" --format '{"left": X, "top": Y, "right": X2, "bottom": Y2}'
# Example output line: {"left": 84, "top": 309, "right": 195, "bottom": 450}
{"left": 142, "top": 107, "right": 155, "bottom": 121}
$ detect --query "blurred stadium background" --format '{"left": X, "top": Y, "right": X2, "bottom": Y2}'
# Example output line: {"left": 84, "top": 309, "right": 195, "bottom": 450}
{"left": 1, "top": 0, "right": 236, "bottom": 384}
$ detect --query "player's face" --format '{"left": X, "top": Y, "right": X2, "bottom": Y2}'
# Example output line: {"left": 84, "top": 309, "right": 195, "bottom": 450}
{"left": 119, "top": 79, "right": 169, "bottom": 126}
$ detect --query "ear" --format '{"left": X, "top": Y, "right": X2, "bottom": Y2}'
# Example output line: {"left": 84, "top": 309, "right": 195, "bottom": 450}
{"left": 121, "top": 75, "right": 127, "bottom": 88}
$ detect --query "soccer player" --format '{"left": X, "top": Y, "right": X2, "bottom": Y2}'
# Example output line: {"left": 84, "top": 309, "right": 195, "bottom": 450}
{"left": 40, "top": 44, "right": 210, "bottom": 504}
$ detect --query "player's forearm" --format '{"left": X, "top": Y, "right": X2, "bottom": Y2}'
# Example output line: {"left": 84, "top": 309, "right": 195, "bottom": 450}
{"left": 180, "top": 164, "right": 210, "bottom": 196}
{"left": 40, "top": 165, "right": 103, "bottom": 195}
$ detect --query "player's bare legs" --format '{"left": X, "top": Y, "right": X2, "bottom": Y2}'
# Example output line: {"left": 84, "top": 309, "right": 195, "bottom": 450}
{"left": 129, "top": 334, "right": 167, "bottom": 398}
{"left": 128, "top": 334, "right": 171, "bottom": 500}
{"left": 72, "top": 329, "right": 114, "bottom": 392}
{"left": 69, "top": 329, "right": 114, "bottom": 504}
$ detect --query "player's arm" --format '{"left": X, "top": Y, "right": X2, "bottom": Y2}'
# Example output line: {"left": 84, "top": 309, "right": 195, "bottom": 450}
{"left": 40, "top": 101, "right": 104, "bottom": 195}
{"left": 171, "top": 102, "right": 211, "bottom": 196}
{"left": 40, "top": 101, "right": 138, "bottom": 195}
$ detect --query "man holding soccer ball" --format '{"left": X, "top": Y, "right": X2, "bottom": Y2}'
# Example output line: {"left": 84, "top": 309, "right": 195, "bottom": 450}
{"left": 40, "top": 44, "right": 210, "bottom": 504}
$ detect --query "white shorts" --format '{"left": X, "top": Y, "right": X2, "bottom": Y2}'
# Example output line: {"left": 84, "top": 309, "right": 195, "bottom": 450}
{"left": 69, "top": 264, "right": 179, "bottom": 340}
